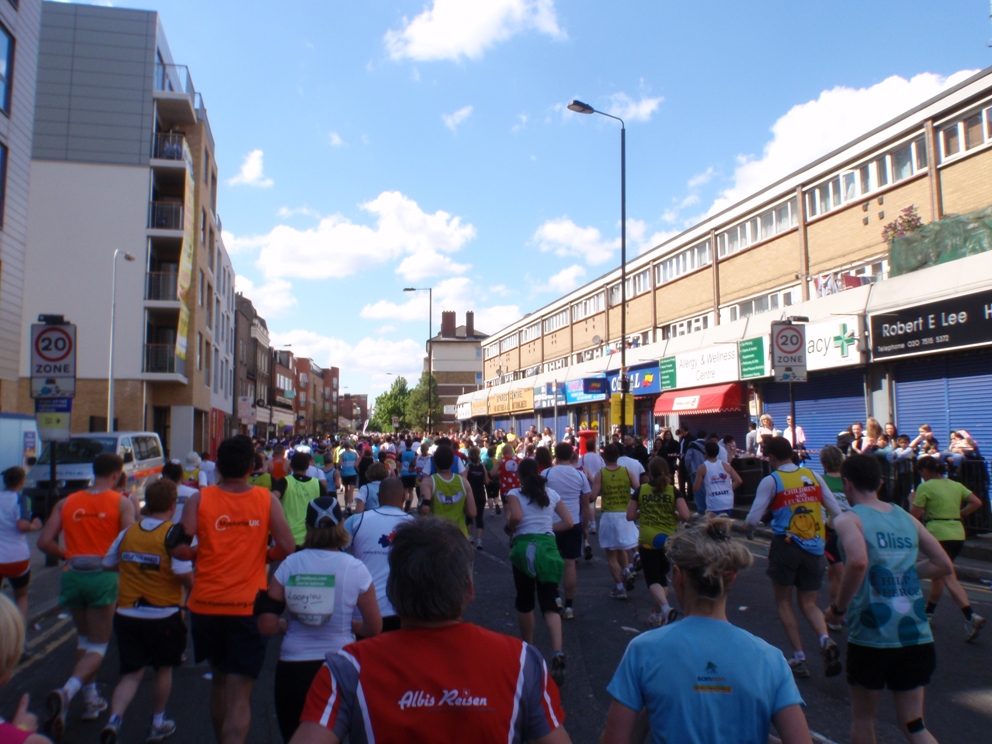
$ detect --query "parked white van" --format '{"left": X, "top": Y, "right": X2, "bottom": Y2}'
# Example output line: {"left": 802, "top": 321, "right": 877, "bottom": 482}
{"left": 23, "top": 432, "right": 166, "bottom": 516}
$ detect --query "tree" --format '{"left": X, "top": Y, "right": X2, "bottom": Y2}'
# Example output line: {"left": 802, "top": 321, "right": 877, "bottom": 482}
{"left": 405, "top": 371, "right": 440, "bottom": 433}
{"left": 369, "top": 376, "right": 411, "bottom": 432}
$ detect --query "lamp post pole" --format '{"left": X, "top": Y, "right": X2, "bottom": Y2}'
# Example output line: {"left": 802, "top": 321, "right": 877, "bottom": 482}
{"left": 567, "top": 99, "right": 629, "bottom": 436}
{"left": 404, "top": 287, "right": 433, "bottom": 434}
{"left": 108, "top": 250, "right": 136, "bottom": 431}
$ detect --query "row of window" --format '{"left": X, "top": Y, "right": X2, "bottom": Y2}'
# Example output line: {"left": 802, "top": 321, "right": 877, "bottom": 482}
{"left": 656, "top": 241, "right": 711, "bottom": 284}
{"left": 721, "top": 287, "right": 797, "bottom": 323}
{"left": 941, "top": 104, "right": 992, "bottom": 161}
{"left": 718, "top": 198, "right": 798, "bottom": 258}
{"left": 572, "top": 292, "right": 604, "bottom": 320}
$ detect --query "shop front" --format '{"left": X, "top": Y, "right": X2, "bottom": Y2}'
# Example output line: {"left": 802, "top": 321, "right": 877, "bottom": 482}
{"left": 564, "top": 375, "right": 608, "bottom": 435}
{"left": 489, "top": 389, "right": 511, "bottom": 432}
{"left": 533, "top": 374, "right": 567, "bottom": 440}
{"left": 509, "top": 383, "right": 536, "bottom": 435}
{"left": 606, "top": 362, "right": 662, "bottom": 440}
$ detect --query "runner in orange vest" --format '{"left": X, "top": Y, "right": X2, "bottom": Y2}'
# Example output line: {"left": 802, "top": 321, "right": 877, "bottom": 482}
{"left": 168, "top": 435, "right": 294, "bottom": 744}
{"left": 38, "top": 453, "right": 136, "bottom": 740}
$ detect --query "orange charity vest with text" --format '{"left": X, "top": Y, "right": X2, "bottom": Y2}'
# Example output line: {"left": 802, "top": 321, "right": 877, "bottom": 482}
{"left": 270, "top": 457, "right": 289, "bottom": 481}
{"left": 118, "top": 521, "right": 182, "bottom": 609}
{"left": 187, "top": 485, "right": 271, "bottom": 616}
{"left": 62, "top": 490, "right": 122, "bottom": 560}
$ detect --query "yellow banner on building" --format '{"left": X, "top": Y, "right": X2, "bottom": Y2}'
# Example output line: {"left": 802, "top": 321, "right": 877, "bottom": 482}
{"left": 175, "top": 303, "right": 190, "bottom": 360}
{"left": 175, "top": 148, "right": 196, "bottom": 361}
{"left": 610, "top": 392, "right": 634, "bottom": 427}
{"left": 490, "top": 391, "right": 510, "bottom": 415}
{"left": 509, "top": 387, "right": 534, "bottom": 413}
{"left": 471, "top": 398, "right": 488, "bottom": 416}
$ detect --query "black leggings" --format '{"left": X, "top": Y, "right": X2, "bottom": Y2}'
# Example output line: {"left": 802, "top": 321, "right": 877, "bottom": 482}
{"left": 274, "top": 658, "right": 325, "bottom": 743}
{"left": 512, "top": 565, "right": 560, "bottom": 614}
{"left": 471, "top": 485, "right": 486, "bottom": 529}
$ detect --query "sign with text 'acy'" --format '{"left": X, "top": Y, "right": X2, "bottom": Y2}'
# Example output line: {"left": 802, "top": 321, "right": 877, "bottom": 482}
{"left": 31, "top": 323, "right": 77, "bottom": 399}
{"left": 771, "top": 323, "right": 807, "bottom": 382}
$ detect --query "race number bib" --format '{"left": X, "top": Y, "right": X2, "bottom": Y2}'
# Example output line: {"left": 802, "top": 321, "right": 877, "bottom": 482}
{"left": 286, "top": 573, "right": 336, "bottom": 626}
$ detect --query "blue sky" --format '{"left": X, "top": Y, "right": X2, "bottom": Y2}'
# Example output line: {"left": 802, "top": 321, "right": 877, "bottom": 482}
{"left": 65, "top": 0, "right": 990, "bottom": 397}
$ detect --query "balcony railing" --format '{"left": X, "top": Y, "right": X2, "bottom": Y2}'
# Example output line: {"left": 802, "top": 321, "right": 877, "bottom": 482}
{"left": 146, "top": 272, "right": 178, "bottom": 301}
{"left": 155, "top": 63, "right": 195, "bottom": 98}
{"left": 144, "top": 344, "right": 185, "bottom": 376}
{"left": 149, "top": 202, "right": 183, "bottom": 231}
{"left": 152, "top": 132, "right": 187, "bottom": 162}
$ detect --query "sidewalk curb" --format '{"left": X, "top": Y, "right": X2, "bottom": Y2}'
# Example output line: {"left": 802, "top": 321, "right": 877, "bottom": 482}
{"left": 729, "top": 521, "right": 992, "bottom": 585}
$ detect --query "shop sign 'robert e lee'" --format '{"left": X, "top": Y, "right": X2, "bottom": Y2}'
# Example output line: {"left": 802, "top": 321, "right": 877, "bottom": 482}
{"left": 870, "top": 288, "right": 992, "bottom": 360}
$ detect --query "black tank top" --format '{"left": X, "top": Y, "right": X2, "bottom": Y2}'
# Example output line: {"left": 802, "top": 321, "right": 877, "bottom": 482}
{"left": 467, "top": 462, "right": 487, "bottom": 490}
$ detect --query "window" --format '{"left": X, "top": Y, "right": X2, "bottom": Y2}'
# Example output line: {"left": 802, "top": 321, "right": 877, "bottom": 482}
{"left": 520, "top": 321, "right": 541, "bottom": 343}
{"left": 964, "top": 112, "right": 984, "bottom": 151}
{"left": 198, "top": 270, "right": 204, "bottom": 306}
{"left": 197, "top": 333, "right": 203, "bottom": 370}
{"left": 484, "top": 341, "right": 499, "bottom": 359}
{"left": 937, "top": 106, "right": 992, "bottom": 162}
{"left": 499, "top": 334, "right": 518, "bottom": 352}
{"left": 660, "top": 313, "right": 710, "bottom": 340}
{"left": 656, "top": 240, "right": 712, "bottom": 282}
{"left": 0, "top": 143, "right": 7, "bottom": 227}
{"left": 201, "top": 208, "right": 207, "bottom": 245}
{"left": 0, "top": 24, "right": 12, "bottom": 115}
{"left": 572, "top": 292, "right": 604, "bottom": 319}
{"left": 627, "top": 269, "right": 650, "bottom": 298}
{"left": 806, "top": 138, "right": 927, "bottom": 217}
{"left": 543, "top": 308, "right": 570, "bottom": 334}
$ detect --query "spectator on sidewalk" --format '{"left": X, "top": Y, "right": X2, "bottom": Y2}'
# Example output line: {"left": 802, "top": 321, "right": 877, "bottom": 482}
{"left": 0, "top": 593, "right": 54, "bottom": 743}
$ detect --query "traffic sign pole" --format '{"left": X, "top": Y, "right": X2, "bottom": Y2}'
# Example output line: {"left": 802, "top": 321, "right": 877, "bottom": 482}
{"left": 771, "top": 320, "right": 807, "bottom": 454}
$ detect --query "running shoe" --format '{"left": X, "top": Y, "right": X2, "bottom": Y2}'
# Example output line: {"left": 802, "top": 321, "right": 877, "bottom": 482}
{"left": 648, "top": 612, "right": 663, "bottom": 627}
{"left": 632, "top": 552, "right": 642, "bottom": 573}
{"left": 146, "top": 719, "right": 177, "bottom": 743}
{"left": 475, "top": 539, "right": 483, "bottom": 550}
{"left": 488, "top": 508, "right": 495, "bottom": 517}
{"left": 550, "top": 651, "right": 566, "bottom": 688}
{"left": 821, "top": 638, "right": 842, "bottom": 677}
{"left": 47, "top": 688, "right": 69, "bottom": 741}
{"left": 82, "top": 696, "right": 108, "bottom": 721}
{"left": 965, "top": 613, "right": 986, "bottom": 642}
{"left": 562, "top": 607, "right": 574, "bottom": 620}
{"left": 588, "top": 520, "right": 597, "bottom": 535}
{"left": 624, "top": 572, "right": 636, "bottom": 592}
{"left": 826, "top": 621, "right": 844, "bottom": 632}
{"left": 609, "top": 588, "right": 628, "bottom": 600}
{"left": 495, "top": 504, "right": 502, "bottom": 515}
{"left": 665, "top": 608, "right": 680, "bottom": 625}
{"left": 788, "top": 658, "right": 810, "bottom": 678}
{"left": 100, "top": 720, "right": 120, "bottom": 744}
{"left": 583, "top": 543, "right": 593, "bottom": 561}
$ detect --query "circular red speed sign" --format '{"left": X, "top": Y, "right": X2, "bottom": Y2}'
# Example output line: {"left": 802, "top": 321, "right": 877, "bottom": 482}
{"left": 35, "top": 327, "right": 73, "bottom": 363}
{"left": 774, "top": 326, "right": 803, "bottom": 355}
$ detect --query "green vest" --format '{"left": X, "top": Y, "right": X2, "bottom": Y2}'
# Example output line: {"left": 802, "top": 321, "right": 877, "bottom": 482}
{"left": 283, "top": 475, "right": 320, "bottom": 545}
{"left": 430, "top": 473, "right": 469, "bottom": 538}
{"left": 600, "top": 466, "right": 632, "bottom": 512}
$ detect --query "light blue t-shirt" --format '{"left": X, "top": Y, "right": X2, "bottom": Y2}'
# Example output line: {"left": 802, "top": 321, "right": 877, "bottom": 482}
{"left": 339, "top": 450, "right": 358, "bottom": 477}
{"left": 400, "top": 449, "right": 416, "bottom": 475}
{"left": 607, "top": 617, "right": 803, "bottom": 744}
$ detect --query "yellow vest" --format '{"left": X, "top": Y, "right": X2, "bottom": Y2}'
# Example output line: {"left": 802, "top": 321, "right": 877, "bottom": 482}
{"left": 600, "top": 466, "right": 632, "bottom": 512}
{"left": 117, "top": 520, "right": 182, "bottom": 609}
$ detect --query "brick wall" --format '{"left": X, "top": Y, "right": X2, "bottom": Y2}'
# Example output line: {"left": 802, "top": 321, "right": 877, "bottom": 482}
{"left": 719, "top": 231, "right": 801, "bottom": 302}
{"left": 939, "top": 148, "right": 992, "bottom": 215}
{"left": 543, "top": 328, "right": 571, "bottom": 358}
{"left": 655, "top": 268, "right": 713, "bottom": 324}
{"left": 572, "top": 311, "right": 607, "bottom": 350}
{"left": 520, "top": 339, "right": 542, "bottom": 367}
{"left": 18, "top": 377, "right": 144, "bottom": 433}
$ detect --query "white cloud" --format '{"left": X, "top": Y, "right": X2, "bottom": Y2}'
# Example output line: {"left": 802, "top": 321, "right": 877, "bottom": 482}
{"left": 547, "top": 264, "right": 586, "bottom": 294}
{"left": 442, "top": 105, "right": 473, "bottom": 132}
{"left": 227, "top": 149, "right": 274, "bottom": 188}
{"left": 359, "top": 276, "right": 521, "bottom": 337}
{"left": 531, "top": 217, "right": 618, "bottom": 265}
{"left": 511, "top": 113, "right": 528, "bottom": 133}
{"left": 606, "top": 92, "right": 663, "bottom": 122}
{"left": 229, "top": 191, "right": 476, "bottom": 282}
{"left": 489, "top": 284, "right": 513, "bottom": 297}
{"left": 236, "top": 276, "right": 298, "bottom": 318}
{"left": 687, "top": 166, "right": 715, "bottom": 189}
{"left": 268, "top": 330, "right": 425, "bottom": 397}
{"left": 396, "top": 249, "right": 470, "bottom": 281}
{"left": 328, "top": 132, "right": 344, "bottom": 147}
{"left": 377, "top": 324, "right": 397, "bottom": 334}
{"left": 709, "top": 69, "right": 978, "bottom": 214}
{"left": 627, "top": 219, "right": 678, "bottom": 256}
{"left": 385, "top": 0, "right": 565, "bottom": 62}
{"left": 276, "top": 206, "right": 321, "bottom": 219}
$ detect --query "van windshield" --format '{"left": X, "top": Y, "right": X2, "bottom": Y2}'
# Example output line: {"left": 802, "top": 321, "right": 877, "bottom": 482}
{"left": 38, "top": 438, "right": 116, "bottom": 465}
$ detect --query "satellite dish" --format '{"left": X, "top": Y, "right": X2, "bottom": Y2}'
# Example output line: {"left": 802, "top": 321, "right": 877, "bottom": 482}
{"left": 592, "top": 335, "right": 602, "bottom": 345}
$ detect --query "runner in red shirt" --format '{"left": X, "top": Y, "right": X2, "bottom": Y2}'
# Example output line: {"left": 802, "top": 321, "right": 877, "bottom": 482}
{"left": 292, "top": 518, "right": 568, "bottom": 744}
{"left": 492, "top": 446, "right": 521, "bottom": 502}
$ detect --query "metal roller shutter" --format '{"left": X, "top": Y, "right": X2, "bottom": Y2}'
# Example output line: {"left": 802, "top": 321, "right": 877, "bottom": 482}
{"left": 514, "top": 415, "right": 536, "bottom": 436}
{"left": 494, "top": 417, "right": 511, "bottom": 432}
{"left": 894, "top": 358, "right": 950, "bottom": 439}
{"left": 764, "top": 369, "right": 866, "bottom": 466}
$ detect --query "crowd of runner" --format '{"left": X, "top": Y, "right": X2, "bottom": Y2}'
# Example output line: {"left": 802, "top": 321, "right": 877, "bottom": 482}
{"left": 0, "top": 420, "right": 985, "bottom": 743}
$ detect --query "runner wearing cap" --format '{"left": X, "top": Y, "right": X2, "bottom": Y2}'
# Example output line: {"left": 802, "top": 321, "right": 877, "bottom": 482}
{"left": 256, "top": 496, "right": 381, "bottom": 743}
{"left": 38, "top": 454, "right": 136, "bottom": 740}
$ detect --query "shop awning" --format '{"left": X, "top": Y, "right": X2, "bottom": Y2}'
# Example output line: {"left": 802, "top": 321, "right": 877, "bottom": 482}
{"left": 654, "top": 383, "right": 742, "bottom": 416}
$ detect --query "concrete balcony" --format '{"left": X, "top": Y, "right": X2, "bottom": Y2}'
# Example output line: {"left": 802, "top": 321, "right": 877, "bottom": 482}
{"left": 153, "top": 64, "right": 199, "bottom": 125}
{"left": 148, "top": 202, "right": 184, "bottom": 233}
{"left": 145, "top": 272, "right": 179, "bottom": 303}
{"left": 142, "top": 343, "right": 187, "bottom": 383}
{"left": 151, "top": 132, "right": 192, "bottom": 172}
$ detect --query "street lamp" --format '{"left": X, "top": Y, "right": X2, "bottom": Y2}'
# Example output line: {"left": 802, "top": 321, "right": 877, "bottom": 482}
{"left": 107, "top": 250, "right": 136, "bottom": 432}
{"left": 403, "top": 287, "right": 433, "bottom": 433}
{"left": 567, "top": 98, "right": 629, "bottom": 436}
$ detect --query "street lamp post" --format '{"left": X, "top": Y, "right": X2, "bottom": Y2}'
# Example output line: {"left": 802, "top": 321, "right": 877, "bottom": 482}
{"left": 567, "top": 99, "right": 629, "bottom": 436}
{"left": 108, "top": 249, "right": 136, "bottom": 431}
{"left": 403, "top": 287, "right": 433, "bottom": 434}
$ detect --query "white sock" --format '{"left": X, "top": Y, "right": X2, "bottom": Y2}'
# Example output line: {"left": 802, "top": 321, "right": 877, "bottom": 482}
{"left": 63, "top": 677, "right": 83, "bottom": 701}
{"left": 820, "top": 634, "right": 831, "bottom": 648}
{"left": 82, "top": 682, "right": 98, "bottom": 704}
{"left": 793, "top": 650, "right": 805, "bottom": 662}
{"left": 616, "top": 582, "right": 625, "bottom": 591}
{"left": 662, "top": 603, "right": 671, "bottom": 615}
{"left": 153, "top": 712, "right": 165, "bottom": 728}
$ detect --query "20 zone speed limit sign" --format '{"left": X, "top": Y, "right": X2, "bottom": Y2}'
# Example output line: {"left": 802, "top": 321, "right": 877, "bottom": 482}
{"left": 31, "top": 323, "right": 77, "bottom": 398}
{"left": 771, "top": 322, "right": 806, "bottom": 382}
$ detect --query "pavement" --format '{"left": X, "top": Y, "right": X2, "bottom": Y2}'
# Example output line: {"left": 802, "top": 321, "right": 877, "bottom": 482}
{"left": 3, "top": 518, "right": 992, "bottom": 743}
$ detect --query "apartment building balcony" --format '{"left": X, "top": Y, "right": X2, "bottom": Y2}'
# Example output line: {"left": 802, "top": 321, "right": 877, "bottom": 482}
{"left": 145, "top": 272, "right": 180, "bottom": 304}
{"left": 154, "top": 64, "right": 200, "bottom": 125}
{"left": 150, "top": 133, "right": 192, "bottom": 172}
{"left": 142, "top": 344, "right": 187, "bottom": 382}
{"left": 148, "top": 202, "right": 184, "bottom": 234}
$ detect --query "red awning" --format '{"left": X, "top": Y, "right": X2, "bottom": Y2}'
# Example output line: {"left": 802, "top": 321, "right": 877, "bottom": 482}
{"left": 653, "top": 383, "right": 742, "bottom": 416}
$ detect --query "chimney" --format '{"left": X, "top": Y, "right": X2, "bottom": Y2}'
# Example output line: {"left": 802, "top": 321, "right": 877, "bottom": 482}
{"left": 465, "top": 311, "right": 475, "bottom": 339}
{"left": 441, "top": 311, "right": 456, "bottom": 338}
